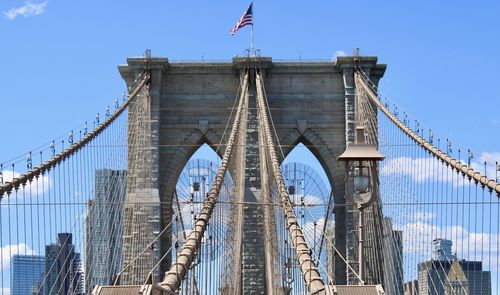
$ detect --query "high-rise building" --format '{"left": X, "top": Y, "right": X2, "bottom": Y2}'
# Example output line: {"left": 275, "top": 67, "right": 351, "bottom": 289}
{"left": 418, "top": 239, "right": 491, "bottom": 295}
{"left": 444, "top": 258, "right": 468, "bottom": 295}
{"left": 432, "top": 238, "right": 455, "bottom": 261}
{"left": 85, "top": 169, "right": 126, "bottom": 292}
{"left": 10, "top": 255, "right": 45, "bottom": 295}
{"left": 382, "top": 217, "right": 404, "bottom": 294}
{"left": 404, "top": 280, "right": 419, "bottom": 295}
{"left": 325, "top": 220, "right": 335, "bottom": 280}
{"left": 44, "top": 233, "right": 83, "bottom": 295}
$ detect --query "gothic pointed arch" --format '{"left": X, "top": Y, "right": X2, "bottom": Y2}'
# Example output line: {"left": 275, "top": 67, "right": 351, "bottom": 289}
{"left": 280, "top": 128, "right": 345, "bottom": 199}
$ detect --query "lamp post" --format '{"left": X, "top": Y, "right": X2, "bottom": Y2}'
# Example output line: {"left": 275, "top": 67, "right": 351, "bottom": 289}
{"left": 338, "top": 126, "right": 384, "bottom": 285}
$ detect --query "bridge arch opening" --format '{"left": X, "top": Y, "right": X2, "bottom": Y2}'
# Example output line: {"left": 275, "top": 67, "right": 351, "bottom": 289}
{"left": 283, "top": 142, "right": 331, "bottom": 189}
{"left": 168, "top": 143, "right": 236, "bottom": 293}
{"left": 282, "top": 142, "right": 335, "bottom": 280}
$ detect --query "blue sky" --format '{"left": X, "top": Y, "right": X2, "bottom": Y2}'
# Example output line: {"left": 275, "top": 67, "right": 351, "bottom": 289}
{"left": 0, "top": 0, "right": 499, "bottom": 162}
{"left": 0, "top": 0, "right": 499, "bottom": 292}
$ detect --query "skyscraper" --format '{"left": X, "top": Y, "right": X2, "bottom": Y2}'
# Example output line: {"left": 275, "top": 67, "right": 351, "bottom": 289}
{"left": 44, "top": 233, "right": 83, "bottom": 295}
{"left": 404, "top": 280, "right": 419, "bottom": 295}
{"left": 418, "top": 239, "right": 491, "bottom": 295}
{"left": 444, "top": 258, "right": 468, "bottom": 295}
{"left": 382, "top": 217, "right": 404, "bottom": 294}
{"left": 325, "top": 220, "right": 336, "bottom": 281}
{"left": 432, "top": 238, "right": 455, "bottom": 261}
{"left": 10, "top": 255, "right": 45, "bottom": 295}
{"left": 85, "top": 169, "right": 126, "bottom": 292}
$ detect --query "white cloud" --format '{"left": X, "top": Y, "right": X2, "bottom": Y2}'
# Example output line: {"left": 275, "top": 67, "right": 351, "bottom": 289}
{"left": 302, "top": 217, "right": 326, "bottom": 249}
{"left": 334, "top": 50, "right": 347, "bottom": 58}
{"left": 1, "top": 243, "right": 35, "bottom": 269}
{"left": 398, "top": 221, "right": 500, "bottom": 271}
{"left": 4, "top": 1, "right": 47, "bottom": 20}
{"left": 0, "top": 288, "right": 10, "bottom": 295}
{"left": 381, "top": 156, "right": 456, "bottom": 183}
{"left": 381, "top": 152, "right": 500, "bottom": 184}
{"left": 478, "top": 152, "right": 500, "bottom": 163}
{"left": 0, "top": 170, "right": 51, "bottom": 197}
{"left": 290, "top": 194, "right": 323, "bottom": 206}
{"left": 470, "top": 152, "right": 500, "bottom": 179}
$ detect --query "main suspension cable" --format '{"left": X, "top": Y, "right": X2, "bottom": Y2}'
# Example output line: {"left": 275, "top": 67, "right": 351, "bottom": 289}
{"left": 0, "top": 71, "right": 150, "bottom": 198}
{"left": 354, "top": 69, "right": 500, "bottom": 195}
{"left": 255, "top": 71, "right": 326, "bottom": 294}
{"left": 160, "top": 72, "right": 249, "bottom": 292}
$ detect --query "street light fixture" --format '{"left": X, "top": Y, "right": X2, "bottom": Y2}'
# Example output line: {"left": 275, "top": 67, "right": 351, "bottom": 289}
{"left": 337, "top": 126, "right": 384, "bottom": 285}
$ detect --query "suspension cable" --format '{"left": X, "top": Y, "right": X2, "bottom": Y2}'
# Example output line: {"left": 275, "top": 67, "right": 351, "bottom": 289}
{"left": 0, "top": 71, "right": 150, "bottom": 198}
{"left": 354, "top": 70, "right": 500, "bottom": 195}
{"left": 159, "top": 72, "right": 249, "bottom": 292}
{"left": 255, "top": 71, "right": 326, "bottom": 293}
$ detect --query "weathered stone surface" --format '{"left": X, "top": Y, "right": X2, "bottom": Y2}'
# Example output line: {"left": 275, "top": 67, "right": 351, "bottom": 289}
{"left": 119, "top": 56, "right": 386, "bottom": 289}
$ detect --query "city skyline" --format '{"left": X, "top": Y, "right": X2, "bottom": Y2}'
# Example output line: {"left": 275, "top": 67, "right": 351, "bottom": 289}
{"left": 413, "top": 238, "right": 492, "bottom": 295}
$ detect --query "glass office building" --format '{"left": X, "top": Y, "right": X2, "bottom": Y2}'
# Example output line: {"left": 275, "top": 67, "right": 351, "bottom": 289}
{"left": 11, "top": 254, "right": 45, "bottom": 295}
{"left": 44, "top": 233, "right": 83, "bottom": 295}
{"left": 85, "top": 169, "right": 126, "bottom": 292}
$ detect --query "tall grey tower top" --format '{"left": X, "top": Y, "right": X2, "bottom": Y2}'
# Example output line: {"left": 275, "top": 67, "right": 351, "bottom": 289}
{"left": 432, "top": 238, "right": 456, "bottom": 261}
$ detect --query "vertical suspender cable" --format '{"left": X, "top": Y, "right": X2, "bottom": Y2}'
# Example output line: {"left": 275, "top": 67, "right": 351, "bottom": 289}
{"left": 255, "top": 72, "right": 326, "bottom": 294}
{"left": 160, "top": 73, "right": 249, "bottom": 292}
{"left": 355, "top": 72, "right": 500, "bottom": 195}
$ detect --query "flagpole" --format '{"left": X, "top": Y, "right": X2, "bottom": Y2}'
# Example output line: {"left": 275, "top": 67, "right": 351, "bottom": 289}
{"left": 230, "top": 2, "right": 254, "bottom": 56}
{"left": 250, "top": 2, "right": 254, "bottom": 56}
{"left": 251, "top": 24, "right": 254, "bottom": 54}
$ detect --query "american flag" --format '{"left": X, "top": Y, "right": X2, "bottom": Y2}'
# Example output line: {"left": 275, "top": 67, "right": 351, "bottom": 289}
{"left": 230, "top": 3, "right": 253, "bottom": 35}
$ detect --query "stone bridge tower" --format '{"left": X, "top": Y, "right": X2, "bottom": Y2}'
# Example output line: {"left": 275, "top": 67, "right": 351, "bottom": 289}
{"left": 118, "top": 55, "right": 386, "bottom": 291}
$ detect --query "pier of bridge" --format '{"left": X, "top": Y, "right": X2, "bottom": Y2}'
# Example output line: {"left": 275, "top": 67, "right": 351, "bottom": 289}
{"left": 118, "top": 55, "right": 385, "bottom": 292}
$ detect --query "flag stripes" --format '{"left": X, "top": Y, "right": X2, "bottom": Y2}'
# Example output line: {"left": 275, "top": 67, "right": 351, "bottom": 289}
{"left": 230, "top": 3, "right": 253, "bottom": 35}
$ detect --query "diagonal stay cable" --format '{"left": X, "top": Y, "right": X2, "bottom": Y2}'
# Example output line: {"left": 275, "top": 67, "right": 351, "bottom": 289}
{"left": 255, "top": 72, "right": 326, "bottom": 294}
{"left": 354, "top": 69, "right": 500, "bottom": 195}
{"left": 0, "top": 71, "right": 150, "bottom": 198}
{"left": 215, "top": 71, "right": 245, "bottom": 156}
{"left": 159, "top": 72, "right": 249, "bottom": 292}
